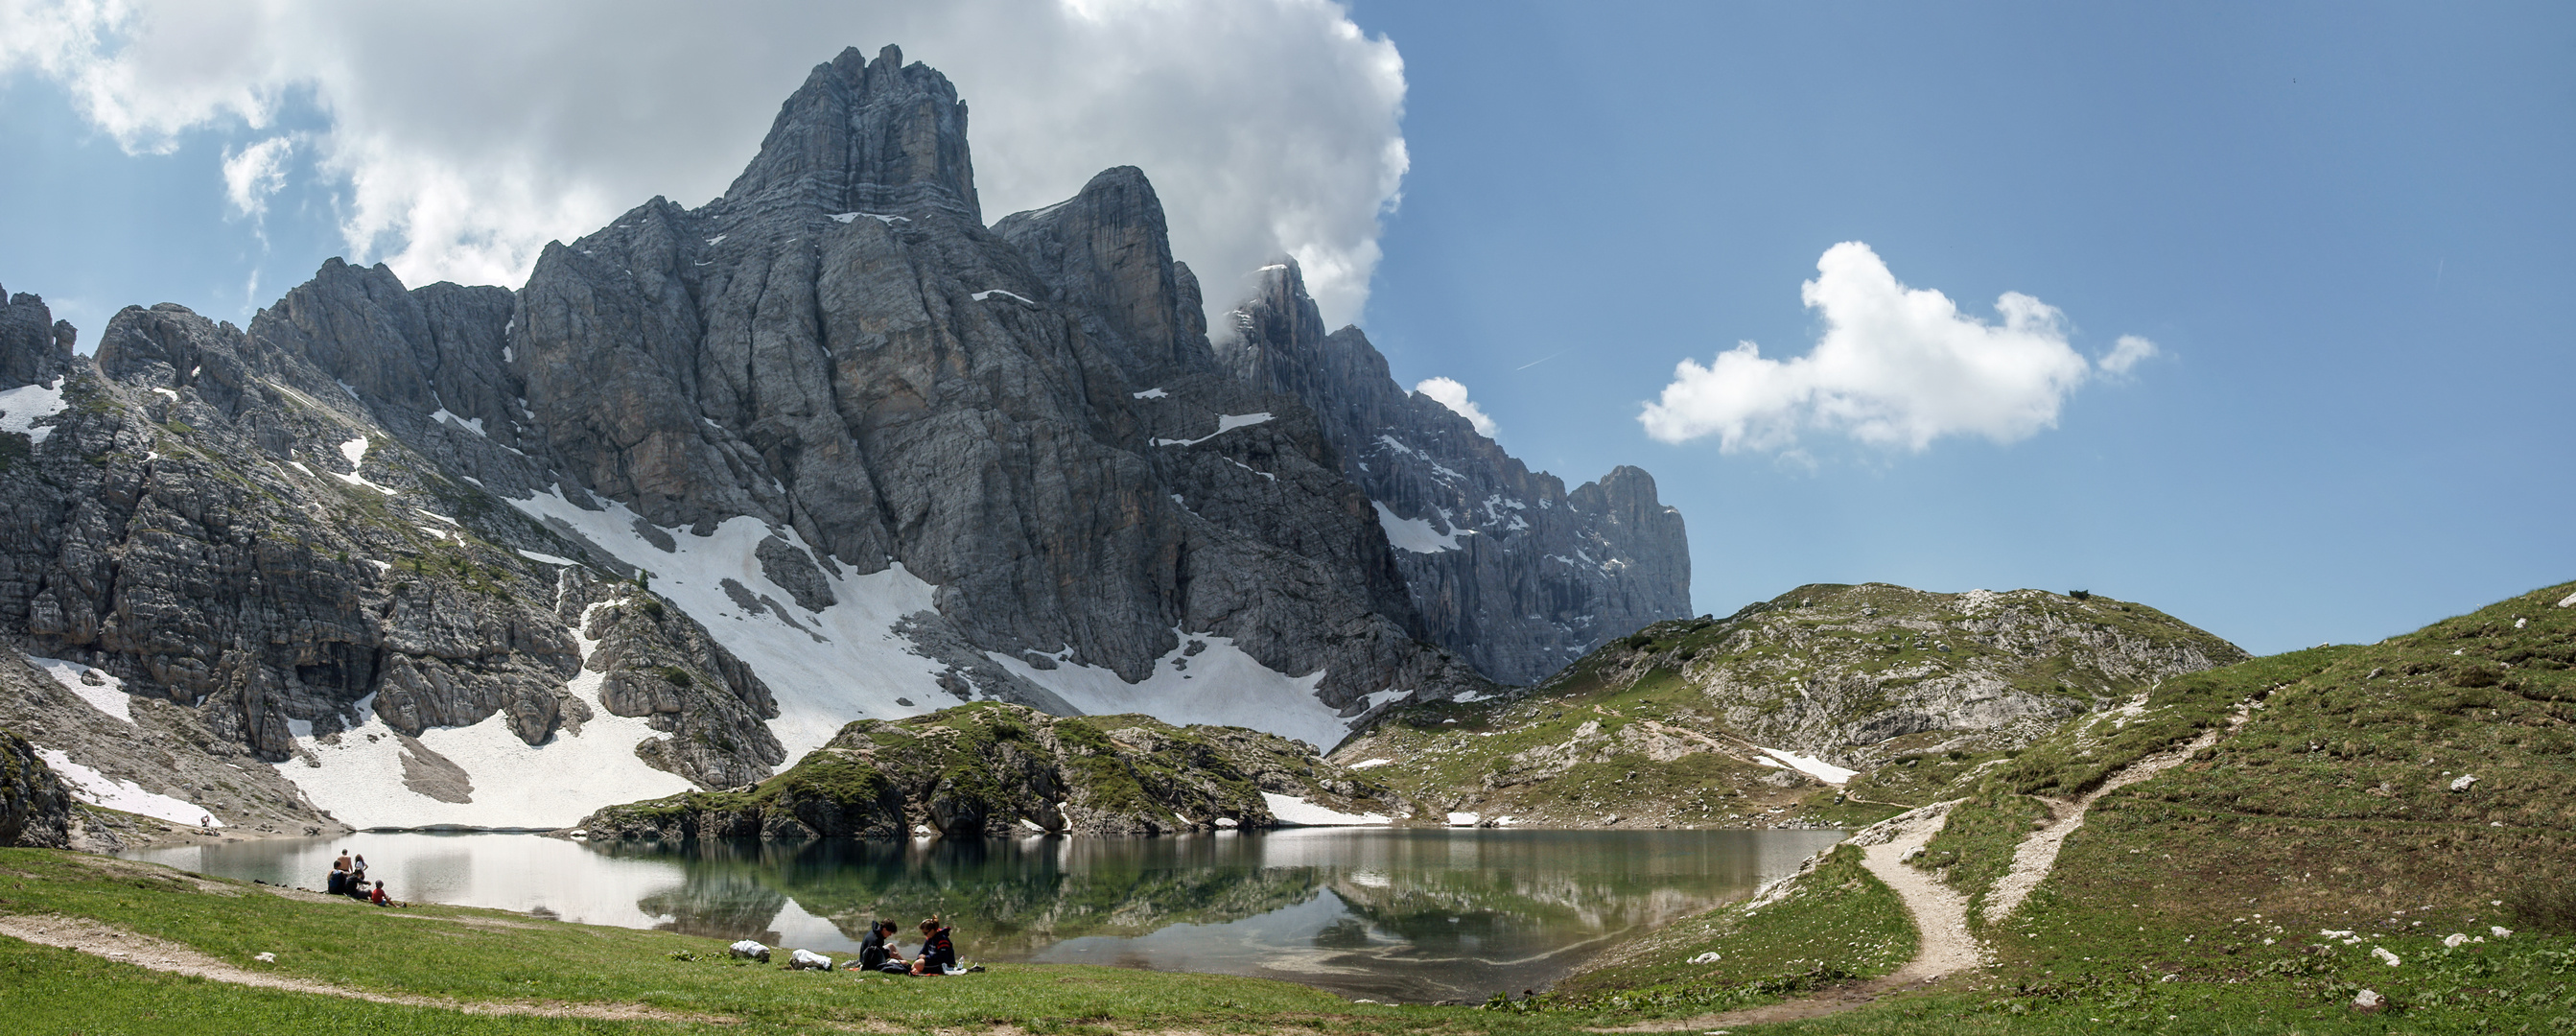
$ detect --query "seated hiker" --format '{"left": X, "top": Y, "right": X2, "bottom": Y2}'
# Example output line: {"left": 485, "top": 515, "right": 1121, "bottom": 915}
{"left": 856, "top": 919, "right": 909, "bottom": 974}
{"left": 369, "top": 881, "right": 390, "bottom": 906}
{"left": 908, "top": 916, "right": 957, "bottom": 977}
{"left": 325, "top": 868, "right": 346, "bottom": 896}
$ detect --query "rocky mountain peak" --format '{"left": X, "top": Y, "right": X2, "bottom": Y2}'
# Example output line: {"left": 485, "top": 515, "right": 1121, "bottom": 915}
{"left": 1211, "top": 259, "right": 1694, "bottom": 685}
{"left": 723, "top": 43, "right": 981, "bottom": 223}
{"left": 994, "top": 165, "right": 1211, "bottom": 383}
{"left": 0, "top": 288, "right": 77, "bottom": 388}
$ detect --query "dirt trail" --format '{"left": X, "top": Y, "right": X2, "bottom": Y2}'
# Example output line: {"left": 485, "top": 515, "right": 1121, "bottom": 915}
{"left": 1597, "top": 800, "right": 1983, "bottom": 1031}
{"left": 0, "top": 913, "right": 734, "bottom": 1023}
{"left": 1980, "top": 704, "right": 2245, "bottom": 925}
{"left": 1604, "top": 704, "right": 2258, "bottom": 1031}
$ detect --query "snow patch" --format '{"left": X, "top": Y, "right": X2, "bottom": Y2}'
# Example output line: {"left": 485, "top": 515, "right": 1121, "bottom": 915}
{"left": 704, "top": 235, "right": 726, "bottom": 247}
{"left": 1154, "top": 412, "right": 1275, "bottom": 448}
{"left": 272, "top": 604, "right": 696, "bottom": 829}
{"left": 1131, "top": 388, "right": 1168, "bottom": 400}
{"left": 1754, "top": 745, "right": 1858, "bottom": 785}
{"left": 0, "top": 378, "right": 67, "bottom": 444}
{"left": 988, "top": 630, "right": 1353, "bottom": 750}
{"left": 829, "top": 212, "right": 906, "bottom": 225}
{"left": 1260, "top": 792, "right": 1391, "bottom": 827}
{"left": 429, "top": 409, "right": 487, "bottom": 436}
{"left": 972, "top": 289, "right": 1038, "bottom": 306}
{"left": 151, "top": 387, "right": 178, "bottom": 401}
{"left": 1347, "top": 758, "right": 1393, "bottom": 769}
{"left": 515, "top": 550, "right": 579, "bottom": 567}
{"left": 36, "top": 747, "right": 218, "bottom": 826}
{"left": 329, "top": 437, "right": 397, "bottom": 494}
{"left": 1373, "top": 502, "right": 1468, "bottom": 553}
{"left": 26, "top": 655, "right": 130, "bottom": 723}
{"left": 504, "top": 486, "right": 950, "bottom": 761}
{"left": 1446, "top": 812, "right": 1481, "bottom": 827}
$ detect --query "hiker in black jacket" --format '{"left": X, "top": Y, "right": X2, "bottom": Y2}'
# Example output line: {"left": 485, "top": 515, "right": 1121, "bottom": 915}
{"left": 855, "top": 920, "right": 908, "bottom": 974}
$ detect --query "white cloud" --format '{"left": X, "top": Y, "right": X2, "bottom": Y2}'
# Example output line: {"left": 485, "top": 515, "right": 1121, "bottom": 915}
{"left": 0, "top": 0, "right": 1405, "bottom": 324}
{"left": 1415, "top": 376, "right": 1497, "bottom": 437}
{"left": 1640, "top": 242, "right": 2139, "bottom": 453}
{"left": 219, "top": 134, "right": 291, "bottom": 217}
{"left": 2098, "top": 334, "right": 2159, "bottom": 376}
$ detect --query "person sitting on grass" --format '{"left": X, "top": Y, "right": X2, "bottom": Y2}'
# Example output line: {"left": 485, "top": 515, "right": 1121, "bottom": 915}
{"left": 855, "top": 920, "right": 909, "bottom": 974}
{"left": 909, "top": 916, "right": 957, "bottom": 976}
{"left": 369, "top": 881, "right": 390, "bottom": 906}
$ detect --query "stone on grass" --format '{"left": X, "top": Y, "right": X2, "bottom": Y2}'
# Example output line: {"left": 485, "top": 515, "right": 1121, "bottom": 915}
{"left": 1688, "top": 951, "right": 1721, "bottom": 964}
{"left": 2443, "top": 932, "right": 2470, "bottom": 948}
{"left": 2372, "top": 946, "right": 2401, "bottom": 966}
{"left": 729, "top": 939, "right": 770, "bottom": 962}
{"left": 253, "top": 952, "right": 275, "bottom": 963}
{"left": 2354, "top": 989, "right": 2386, "bottom": 1012}
{"left": 2493, "top": 926, "right": 2514, "bottom": 938}
{"left": 788, "top": 949, "right": 832, "bottom": 970}
{"left": 2448, "top": 774, "right": 2479, "bottom": 792}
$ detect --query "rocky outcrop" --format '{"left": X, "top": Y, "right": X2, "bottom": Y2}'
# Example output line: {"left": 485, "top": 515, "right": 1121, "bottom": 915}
{"left": 578, "top": 702, "right": 1408, "bottom": 839}
{"left": 0, "top": 288, "right": 77, "bottom": 389}
{"left": 0, "top": 727, "right": 73, "bottom": 848}
{"left": 1216, "top": 261, "right": 1692, "bottom": 684}
{"left": 1332, "top": 583, "right": 2249, "bottom": 828}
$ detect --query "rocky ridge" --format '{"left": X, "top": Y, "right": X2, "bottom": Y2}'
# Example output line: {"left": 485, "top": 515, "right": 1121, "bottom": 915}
{"left": 1330, "top": 582, "right": 2247, "bottom": 829}
{"left": 578, "top": 701, "right": 1408, "bottom": 839}
{"left": 1217, "top": 262, "right": 1691, "bottom": 684}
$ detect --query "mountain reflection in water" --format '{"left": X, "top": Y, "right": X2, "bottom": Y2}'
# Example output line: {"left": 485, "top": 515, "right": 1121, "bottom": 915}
{"left": 128, "top": 827, "right": 1843, "bottom": 1002}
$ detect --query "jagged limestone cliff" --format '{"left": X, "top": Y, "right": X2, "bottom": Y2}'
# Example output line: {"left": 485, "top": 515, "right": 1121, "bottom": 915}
{"left": 1217, "top": 262, "right": 1691, "bottom": 684}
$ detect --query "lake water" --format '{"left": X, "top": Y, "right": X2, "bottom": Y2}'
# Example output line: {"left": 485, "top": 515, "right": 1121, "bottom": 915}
{"left": 126, "top": 828, "right": 1845, "bottom": 1002}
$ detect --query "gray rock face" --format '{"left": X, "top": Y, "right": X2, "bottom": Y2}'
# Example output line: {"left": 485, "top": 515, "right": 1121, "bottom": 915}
{"left": 0, "top": 726, "right": 73, "bottom": 848}
{"left": 487, "top": 43, "right": 1482, "bottom": 721}
{"left": 0, "top": 44, "right": 1495, "bottom": 831}
{"left": 0, "top": 292, "right": 778, "bottom": 814}
{"left": 1215, "top": 262, "right": 1694, "bottom": 684}
{"left": 0, "top": 288, "right": 76, "bottom": 389}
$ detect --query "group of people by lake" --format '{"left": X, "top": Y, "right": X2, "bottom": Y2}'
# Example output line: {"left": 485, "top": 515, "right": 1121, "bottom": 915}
{"left": 321, "top": 849, "right": 397, "bottom": 906}
{"left": 854, "top": 916, "right": 971, "bottom": 976}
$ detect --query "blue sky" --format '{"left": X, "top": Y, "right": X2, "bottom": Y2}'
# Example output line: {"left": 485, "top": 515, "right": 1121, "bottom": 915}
{"left": 1346, "top": 1, "right": 2574, "bottom": 651}
{"left": 3, "top": 2, "right": 2568, "bottom": 655}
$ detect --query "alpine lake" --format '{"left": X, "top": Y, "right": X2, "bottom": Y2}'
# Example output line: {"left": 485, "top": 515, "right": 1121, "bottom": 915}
{"left": 126, "top": 827, "right": 1846, "bottom": 1003}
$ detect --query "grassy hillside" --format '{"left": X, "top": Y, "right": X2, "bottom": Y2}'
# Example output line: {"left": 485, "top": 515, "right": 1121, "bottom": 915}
{"left": 1534, "top": 579, "right": 2576, "bottom": 1031}
{"left": 1332, "top": 582, "right": 2244, "bottom": 829}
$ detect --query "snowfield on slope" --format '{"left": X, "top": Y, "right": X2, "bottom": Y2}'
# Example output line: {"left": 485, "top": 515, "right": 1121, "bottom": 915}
{"left": 272, "top": 601, "right": 693, "bottom": 829}
{"left": 37, "top": 747, "right": 220, "bottom": 827}
{"left": 504, "top": 485, "right": 954, "bottom": 762}
{"left": 988, "top": 633, "right": 1399, "bottom": 751}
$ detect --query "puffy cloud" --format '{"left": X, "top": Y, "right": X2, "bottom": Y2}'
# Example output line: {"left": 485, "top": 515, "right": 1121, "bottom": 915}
{"left": 1640, "top": 242, "right": 2145, "bottom": 453}
{"left": 1415, "top": 376, "right": 1497, "bottom": 437}
{"left": 2098, "top": 334, "right": 2159, "bottom": 376}
{"left": 0, "top": 0, "right": 1405, "bottom": 324}
{"left": 219, "top": 135, "right": 291, "bottom": 218}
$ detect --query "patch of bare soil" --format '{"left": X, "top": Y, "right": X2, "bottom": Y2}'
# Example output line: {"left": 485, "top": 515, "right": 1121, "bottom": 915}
{"left": 0, "top": 913, "right": 735, "bottom": 1023}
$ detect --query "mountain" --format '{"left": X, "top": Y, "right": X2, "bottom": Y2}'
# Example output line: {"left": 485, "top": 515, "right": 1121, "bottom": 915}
{"left": 1217, "top": 263, "right": 1692, "bottom": 684}
{"left": 1329, "top": 582, "right": 2247, "bottom": 827}
{"left": 0, "top": 44, "right": 1570, "bottom": 832}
